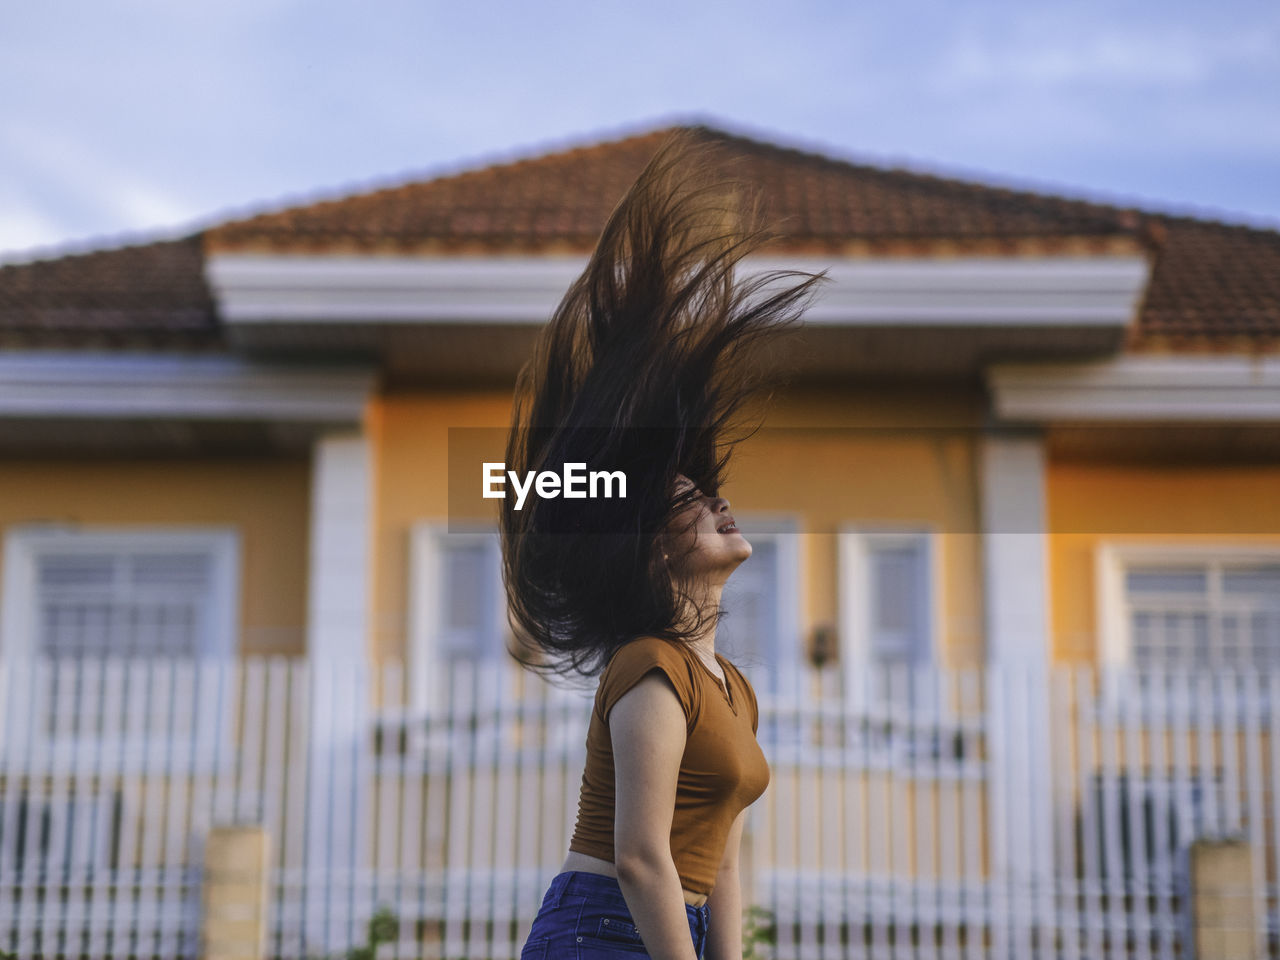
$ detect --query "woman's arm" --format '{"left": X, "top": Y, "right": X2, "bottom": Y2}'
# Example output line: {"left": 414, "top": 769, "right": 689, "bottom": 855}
{"left": 610, "top": 670, "right": 701, "bottom": 960}
{"left": 704, "top": 808, "right": 746, "bottom": 960}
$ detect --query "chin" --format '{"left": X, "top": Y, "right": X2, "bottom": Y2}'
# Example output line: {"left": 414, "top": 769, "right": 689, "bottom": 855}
{"left": 725, "top": 533, "right": 752, "bottom": 564}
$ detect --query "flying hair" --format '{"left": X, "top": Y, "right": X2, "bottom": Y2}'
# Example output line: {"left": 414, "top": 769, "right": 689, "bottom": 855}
{"left": 500, "top": 129, "right": 827, "bottom": 684}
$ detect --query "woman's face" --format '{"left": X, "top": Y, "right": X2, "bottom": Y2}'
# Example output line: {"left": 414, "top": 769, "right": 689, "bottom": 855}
{"left": 663, "top": 473, "right": 751, "bottom": 579}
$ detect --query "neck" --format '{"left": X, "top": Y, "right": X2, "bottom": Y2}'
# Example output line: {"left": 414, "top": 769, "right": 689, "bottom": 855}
{"left": 680, "top": 578, "right": 724, "bottom": 658}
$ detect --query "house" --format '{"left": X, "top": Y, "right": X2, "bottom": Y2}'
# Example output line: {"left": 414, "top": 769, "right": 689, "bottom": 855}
{"left": 1, "top": 122, "right": 1278, "bottom": 958}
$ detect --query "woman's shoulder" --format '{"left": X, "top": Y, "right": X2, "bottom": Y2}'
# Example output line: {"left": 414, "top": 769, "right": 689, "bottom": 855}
{"left": 596, "top": 637, "right": 701, "bottom": 726}
{"left": 606, "top": 635, "right": 687, "bottom": 669}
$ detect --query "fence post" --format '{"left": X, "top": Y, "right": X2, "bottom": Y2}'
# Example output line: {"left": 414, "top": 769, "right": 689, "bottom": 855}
{"left": 1187, "top": 838, "right": 1260, "bottom": 960}
{"left": 202, "top": 825, "right": 271, "bottom": 960}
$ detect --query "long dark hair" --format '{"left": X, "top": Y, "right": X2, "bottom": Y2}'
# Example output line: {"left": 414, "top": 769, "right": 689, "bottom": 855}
{"left": 500, "top": 130, "right": 826, "bottom": 684}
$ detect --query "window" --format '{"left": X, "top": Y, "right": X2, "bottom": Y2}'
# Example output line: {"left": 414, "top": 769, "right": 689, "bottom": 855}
{"left": 1097, "top": 544, "right": 1280, "bottom": 671}
{"left": 408, "top": 524, "right": 511, "bottom": 710}
{"left": 839, "top": 529, "right": 938, "bottom": 667}
{"left": 838, "top": 528, "right": 941, "bottom": 734}
{"left": 438, "top": 536, "right": 505, "bottom": 665}
{"left": 408, "top": 523, "right": 565, "bottom": 765}
{"left": 716, "top": 517, "right": 800, "bottom": 694}
{"left": 1, "top": 527, "right": 241, "bottom": 768}
{"left": 2, "top": 527, "right": 240, "bottom": 661}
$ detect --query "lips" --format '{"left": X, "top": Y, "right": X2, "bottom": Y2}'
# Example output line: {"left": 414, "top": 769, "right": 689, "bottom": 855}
{"left": 716, "top": 517, "right": 738, "bottom": 534}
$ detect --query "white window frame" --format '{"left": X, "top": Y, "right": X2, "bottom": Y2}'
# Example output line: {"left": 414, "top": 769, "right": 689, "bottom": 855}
{"left": 0, "top": 525, "right": 241, "bottom": 771}
{"left": 1095, "top": 541, "right": 1280, "bottom": 713}
{"left": 838, "top": 526, "right": 943, "bottom": 725}
{"left": 716, "top": 514, "right": 802, "bottom": 697}
{"left": 710, "top": 514, "right": 803, "bottom": 755}
{"left": 1, "top": 525, "right": 240, "bottom": 659}
{"left": 408, "top": 522, "right": 582, "bottom": 766}
{"left": 407, "top": 521, "right": 521, "bottom": 721}
{"left": 1097, "top": 542, "right": 1280, "bottom": 667}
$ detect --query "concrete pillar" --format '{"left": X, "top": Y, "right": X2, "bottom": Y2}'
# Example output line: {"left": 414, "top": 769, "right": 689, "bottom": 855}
{"left": 202, "top": 825, "right": 270, "bottom": 960}
{"left": 979, "top": 428, "right": 1051, "bottom": 667}
{"left": 1188, "top": 838, "right": 1261, "bottom": 960}
{"left": 979, "top": 428, "right": 1055, "bottom": 957}
{"left": 306, "top": 432, "right": 372, "bottom": 950}
{"left": 308, "top": 431, "right": 371, "bottom": 660}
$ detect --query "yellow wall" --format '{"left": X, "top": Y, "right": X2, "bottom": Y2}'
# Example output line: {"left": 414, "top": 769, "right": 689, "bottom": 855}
{"left": 369, "top": 382, "right": 988, "bottom": 666}
{"left": 0, "top": 459, "right": 311, "bottom": 655}
{"left": 369, "top": 389, "right": 515, "bottom": 662}
{"left": 23, "top": 407, "right": 1279, "bottom": 671}
{"left": 1047, "top": 461, "right": 1280, "bottom": 663}
{"left": 733, "top": 384, "right": 987, "bottom": 666}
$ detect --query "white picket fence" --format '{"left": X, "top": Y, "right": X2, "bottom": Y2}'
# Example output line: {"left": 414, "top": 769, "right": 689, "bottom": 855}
{"left": 1, "top": 655, "right": 1277, "bottom": 959}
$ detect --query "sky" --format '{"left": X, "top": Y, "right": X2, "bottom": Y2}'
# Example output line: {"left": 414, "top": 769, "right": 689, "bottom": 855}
{"left": 3, "top": 0, "right": 1279, "bottom": 264}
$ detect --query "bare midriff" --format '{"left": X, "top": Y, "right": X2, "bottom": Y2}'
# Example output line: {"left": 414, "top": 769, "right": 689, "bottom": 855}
{"left": 560, "top": 850, "right": 709, "bottom": 907}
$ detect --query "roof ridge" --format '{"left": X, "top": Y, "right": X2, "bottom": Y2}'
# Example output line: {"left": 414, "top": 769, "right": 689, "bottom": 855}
{"left": 205, "top": 118, "right": 699, "bottom": 235}
{"left": 661, "top": 121, "right": 1280, "bottom": 239}
{"left": 202, "top": 118, "right": 1135, "bottom": 241}
{"left": 0, "top": 229, "right": 206, "bottom": 270}
{"left": 0, "top": 232, "right": 206, "bottom": 274}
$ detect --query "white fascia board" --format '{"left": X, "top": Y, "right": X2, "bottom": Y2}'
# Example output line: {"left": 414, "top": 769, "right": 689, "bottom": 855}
{"left": 988, "top": 355, "right": 1280, "bottom": 421}
{"left": 0, "top": 351, "right": 377, "bottom": 421}
{"left": 206, "top": 253, "right": 1150, "bottom": 327}
{"left": 208, "top": 255, "right": 588, "bottom": 324}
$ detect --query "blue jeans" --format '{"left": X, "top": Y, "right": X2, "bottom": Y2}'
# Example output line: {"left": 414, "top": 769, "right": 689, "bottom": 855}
{"left": 521, "top": 870, "right": 710, "bottom": 959}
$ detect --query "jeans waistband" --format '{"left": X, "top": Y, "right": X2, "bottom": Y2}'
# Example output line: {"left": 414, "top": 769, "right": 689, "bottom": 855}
{"left": 548, "top": 870, "right": 709, "bottom": 919}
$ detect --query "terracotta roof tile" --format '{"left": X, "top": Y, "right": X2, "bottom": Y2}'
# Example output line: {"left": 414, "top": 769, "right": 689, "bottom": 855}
{"left": 1123, "top": 216, "right": 1280, "bottom": 349}
{"left": 2, "top": 123, "right": 1278, "bottom": 350}
{"left": 204, "top": 126, "right": 1144, "bottom": 252}
{"left": 0, "top": 235, "right": 222, "bottom": 350}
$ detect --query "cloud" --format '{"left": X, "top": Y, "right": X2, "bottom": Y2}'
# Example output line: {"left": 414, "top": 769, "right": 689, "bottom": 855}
{"left": 0, "top": 204, "right": 69, "bottom": 261}
{"left": 935, "top": 17, "right": 1279, "bottom": 90}
{"left": 2, "top": 0, "right": 1278, "bottom": 257}
{"left": 1, "top": 122, "right": 198, "bottom": 239}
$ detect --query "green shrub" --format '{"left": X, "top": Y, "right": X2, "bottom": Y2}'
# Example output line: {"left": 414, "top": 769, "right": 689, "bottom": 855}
{"left": 306, "top": 906, "right": 399, "bottom": 960}
{"left": 743, "top": 904, "right": 777, "bottom": 960}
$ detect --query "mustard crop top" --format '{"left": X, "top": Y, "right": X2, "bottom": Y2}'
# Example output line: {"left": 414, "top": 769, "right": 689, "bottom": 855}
{"left": 567, "top": 636, "right": 771, "bottom": 898}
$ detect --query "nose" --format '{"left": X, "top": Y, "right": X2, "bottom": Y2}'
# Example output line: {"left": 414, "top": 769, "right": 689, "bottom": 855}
{"left": 712, "top": 495, "right": 730, "bottom": 514}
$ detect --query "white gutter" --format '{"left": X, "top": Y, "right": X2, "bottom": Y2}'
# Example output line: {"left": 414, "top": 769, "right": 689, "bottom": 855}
{"left": 988, "top": 355, "right": 1280, "bottom": 421}
{"left": 206, "top": 253, "right": 1150, "bottom": 327}
{"left": 0, "top": 352, "right": 378, "bottom": 421}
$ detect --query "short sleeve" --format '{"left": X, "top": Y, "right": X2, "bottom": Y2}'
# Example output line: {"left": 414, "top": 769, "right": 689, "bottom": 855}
{"left": 597, "top": 638, "right": 698, "bottom": 731}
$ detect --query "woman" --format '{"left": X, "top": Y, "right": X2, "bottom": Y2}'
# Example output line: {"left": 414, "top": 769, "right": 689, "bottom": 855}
{"left": 501, "top": 131, "right": 824, "bottom": 959}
